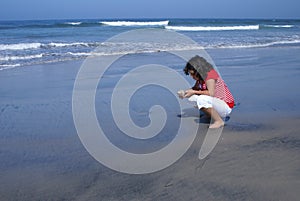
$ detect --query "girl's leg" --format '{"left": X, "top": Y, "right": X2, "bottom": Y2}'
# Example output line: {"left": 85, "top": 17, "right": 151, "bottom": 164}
{"left": 201, "top": 108, "right": 224, "bottom": 128}
{"left": 197, "top": 95, "right": 230, "bottom": 128}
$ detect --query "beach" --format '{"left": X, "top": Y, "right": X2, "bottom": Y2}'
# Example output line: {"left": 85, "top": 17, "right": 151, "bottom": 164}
{"left": 0, "top": 45, "right": 300, "bottom": 201}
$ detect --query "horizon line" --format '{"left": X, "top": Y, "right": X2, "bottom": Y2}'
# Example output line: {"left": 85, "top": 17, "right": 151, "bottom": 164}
{"left": 1, "top": 17, "right": 300, "bottom": 22}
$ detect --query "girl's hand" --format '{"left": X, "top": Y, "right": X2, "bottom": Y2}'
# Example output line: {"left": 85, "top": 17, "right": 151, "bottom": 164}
{"left": 184, "top": 89, "right": 195, "bottom": 98}
{"left": 177, "top": 90, "right": 185, "bottom": 99}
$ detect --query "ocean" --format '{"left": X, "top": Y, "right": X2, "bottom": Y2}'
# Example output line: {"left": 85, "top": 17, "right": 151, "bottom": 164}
{"left": 0, "top": 18, "right": 300, "bottom": 70}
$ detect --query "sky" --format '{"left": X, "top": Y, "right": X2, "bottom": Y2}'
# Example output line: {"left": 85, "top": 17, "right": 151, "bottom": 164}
{"left": 0, "top": 0, "right": 300, "bottom": 20}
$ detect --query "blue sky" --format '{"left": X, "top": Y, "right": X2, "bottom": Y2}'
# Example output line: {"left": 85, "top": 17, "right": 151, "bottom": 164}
{"left": 1, "top": 0, "right": 299, "bottom": 20}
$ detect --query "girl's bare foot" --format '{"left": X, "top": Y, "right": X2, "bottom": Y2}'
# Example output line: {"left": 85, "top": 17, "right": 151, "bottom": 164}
{"left": 209, "top": 120, "right": 224, "bottom": 129}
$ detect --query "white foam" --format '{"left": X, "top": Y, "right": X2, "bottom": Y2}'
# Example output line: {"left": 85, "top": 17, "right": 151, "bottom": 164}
{"left": 0, "top": 63, "right": 21, "bottom": 70}
{"left": 0, "top": 54, "right": 43, "bottom": 61}
{"left": 100, "top": 20, "right": 169, "bottom": 26}
{"left": 65, "top": 22, "right": 82, "bottom": 25}
{"left": 46, "top": 42, "right": 90, "bottom": 48}
{"left": 0, "top": 43, "right": 41, "bottom": 51}
{"left": 67, "top": 52, "right": 92, "bottom": 56}
{"left": 264, "top": 25, "right": 294, "bottom": 28}
{"left": 165, "top": 25, "right": 259, "bottom": 31}
{"left": 207, "top": 39, "right": 300, "bottom": 49}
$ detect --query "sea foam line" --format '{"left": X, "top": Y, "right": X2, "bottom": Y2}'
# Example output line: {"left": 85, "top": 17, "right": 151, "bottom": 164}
{"left": 165, "top": 25, "right": 259, "bottom": 31}
{"left": 0, "top": 42, "right": 99, "bottom": 51}
{"left": 0, "top": 63, "right": 21, "bottom": 70}
{"left": 207, "top": 39, "right": 300, "bottom": 49}
{"left": 100, "top": 20, "right": 169, "bottom": 26}
{"left": 0, "top": 54, "right": 43, "bottom": 61}
{"left": 264, "top": 24, "right": 294, "bottom": 28}
{"left": 65, "top": 22, "right": 82, "bottom": 26}
{"left": 0, "top": 43, "right": 42, "bottom": 51}
{"left": 46, "top": 42, "right": 93, "bottom": 48}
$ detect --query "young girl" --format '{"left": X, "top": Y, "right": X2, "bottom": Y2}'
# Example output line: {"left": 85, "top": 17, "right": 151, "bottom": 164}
{"left": 183, "top": 55, "right": 235, "bottom": 128}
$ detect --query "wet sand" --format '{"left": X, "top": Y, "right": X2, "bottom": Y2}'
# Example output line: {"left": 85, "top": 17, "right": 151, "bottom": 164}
{"left": 0, "top": 47, "right": 299, "bottom": 201}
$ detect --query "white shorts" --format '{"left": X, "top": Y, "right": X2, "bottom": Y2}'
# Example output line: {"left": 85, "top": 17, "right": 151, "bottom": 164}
{"left": 188, "top": 95, "right": 232, "bottom": 118}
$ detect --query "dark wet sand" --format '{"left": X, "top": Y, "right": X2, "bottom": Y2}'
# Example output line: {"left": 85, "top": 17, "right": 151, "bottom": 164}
{"left": 0, "top": 47, "right": 300, "bottom": 201}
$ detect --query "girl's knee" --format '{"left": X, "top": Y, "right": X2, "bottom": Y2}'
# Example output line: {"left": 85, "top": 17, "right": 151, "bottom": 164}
{"left": 188, "top": 95, "right": 199, "bottom": 102}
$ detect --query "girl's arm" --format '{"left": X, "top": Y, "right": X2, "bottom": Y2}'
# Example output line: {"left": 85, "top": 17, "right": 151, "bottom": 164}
{"left": 184, "top": 88, "right": 210, "bottom": 97}
{"left": 205, "top": 79, "right": 216, "bottom": 97}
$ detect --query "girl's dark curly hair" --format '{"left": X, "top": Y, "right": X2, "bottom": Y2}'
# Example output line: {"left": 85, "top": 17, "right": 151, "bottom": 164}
{"left": 183, "top": 55, "right": 214, "bottom": 80}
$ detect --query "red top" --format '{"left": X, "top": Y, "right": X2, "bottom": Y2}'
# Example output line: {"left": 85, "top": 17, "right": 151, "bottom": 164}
{"left": 193, "top": 70, "right": 235, "bottom": 108}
